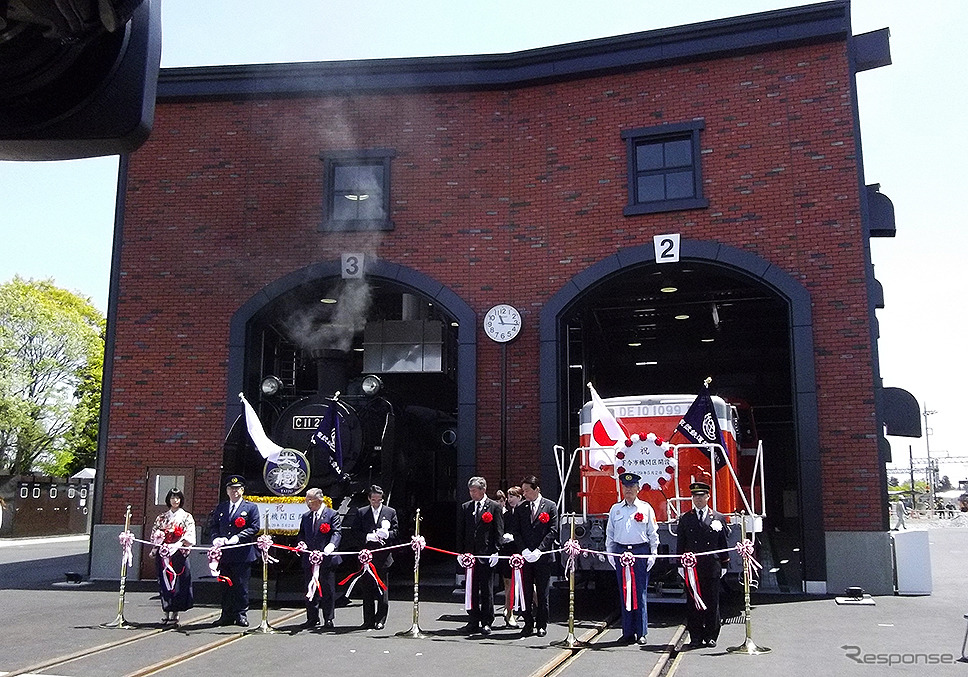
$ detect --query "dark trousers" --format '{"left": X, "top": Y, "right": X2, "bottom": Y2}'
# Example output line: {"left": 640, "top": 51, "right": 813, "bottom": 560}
{"left": 521, "top": 562, "right": 551, "bottom": 630}
{"left": 360, "top": 564, "right": 390, "bottom": 626}
{"left": 468, "top": 561, "right": 495, "bottom": 627}
{"left": 220, "top": 561, "right": 251, "bottom": 620}
{"left": 685, "top": 558, "right": 722, "bottom": 642}
{"left": 304, "top": 568, "right": 336, "bottom": 624}
{"left": 609, "top": 543, "right": 651, "bottom": 639}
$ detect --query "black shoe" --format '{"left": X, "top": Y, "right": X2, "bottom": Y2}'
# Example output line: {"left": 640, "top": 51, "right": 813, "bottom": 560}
{"left": 460, "top": 623, "right": 480, "bottom": 635}
{"left": 536, "top": 627, "right": 547, "bottom": 637}
{"left": 480, "top": 625, "right": 492, "bottom": 636}
{"left": 235, "top": 616, "right": 249, "bottom": 627}
{"left": 374, "top": 622, "right": 385, "bottom": 630}
{"left": 323, "top": 620, "right": 335, "bottom": 629}
{"left": 361, "top": 622, "right": 373, "bottom": 630}
{"left": 521, "top": 626, "right": 534, "bottom": 637}
{"left": 621, "top": 635, "right": 636, "bottom": 645}
{"left": 216, "top": 616, "right": 232, "bottom": 627}
{"left": 302, "top": 620, "right": 318, "bottom": 629}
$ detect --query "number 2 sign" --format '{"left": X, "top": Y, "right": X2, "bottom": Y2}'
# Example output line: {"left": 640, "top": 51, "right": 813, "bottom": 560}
{"left": 653, "top": 233, "right": 680, "bottom": 264}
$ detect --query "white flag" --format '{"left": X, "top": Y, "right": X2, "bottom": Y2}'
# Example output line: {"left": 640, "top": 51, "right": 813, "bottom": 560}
{"left": 240, "top": 393, "right": 283, "bottom": 464}
{"left": 587, "top": 382, "right": 628, "bottom": 470}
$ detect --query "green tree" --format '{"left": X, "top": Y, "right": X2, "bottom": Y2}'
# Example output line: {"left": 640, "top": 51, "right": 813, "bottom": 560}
{"left": 0, "top": 277, "right": 104, "bottom": 475}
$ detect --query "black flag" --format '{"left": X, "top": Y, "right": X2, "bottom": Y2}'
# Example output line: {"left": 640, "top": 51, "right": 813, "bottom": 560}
{"left": 308, "top": 400, "right": 345, "bottom": 477}
{"left": 674, "top": 384, "right": 728, "bottom": 470}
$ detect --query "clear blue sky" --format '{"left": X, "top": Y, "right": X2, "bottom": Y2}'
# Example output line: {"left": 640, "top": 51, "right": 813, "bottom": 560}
{"left": 1, "top": 0, "right": 964, "bottom": 481}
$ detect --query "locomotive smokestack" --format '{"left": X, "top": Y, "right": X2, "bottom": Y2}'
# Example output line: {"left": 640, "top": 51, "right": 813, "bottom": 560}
{"left": 311, "top": 348, "right": 349, "bottom": 397}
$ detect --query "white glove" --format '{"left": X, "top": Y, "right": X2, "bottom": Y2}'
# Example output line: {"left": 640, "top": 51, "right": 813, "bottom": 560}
{"left": 212, "top": 537, "right": 227, "bottom": 547}
{"left": 488, "top": 553, "right": 499, "bottom": 568}
{"left": 323, "top": 543, "right": 336, "bottom": 555}
{"left": 376, "top": 527, "right": 390, "bottom": 540}
{"left": 647, "top": 555, "right": 656, "bottom": 572}
{"left": 720, "top": 567, "right": 727, "bottom": 578}
{"left": 524, "top": 549, "right": 541, "bottom": 563}
{"left": 607, "top": 554, "right": 616, "bottom": 570}
{"left": 296, "top": 541, "right": 308, "bottom": 551}
{"left": 366, "top": 532, "right": 380, "bottom": 543}
{"left": 521, "top": 548, "right": 532, "bottom": 560}
{"left": 226, "top": 535, "right": 240, "bottom": 545}
{"left": 677, "top": 567, "right": 684, "bottom": 578}
{"left": 381, "top": 519, "right": 391, "bottom": 531}
{"left": 501, "top": 533, "right": 514, "bottom": 544}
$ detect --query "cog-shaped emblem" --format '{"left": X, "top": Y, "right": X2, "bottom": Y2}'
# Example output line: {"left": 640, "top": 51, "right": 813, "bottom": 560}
{"left": 264, "top": 448, "right": 310, "bottom": 496}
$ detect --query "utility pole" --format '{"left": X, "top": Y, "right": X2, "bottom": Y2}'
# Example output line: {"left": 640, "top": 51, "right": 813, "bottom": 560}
{"left": 923, "top": 405, "right": 938, "bottom": 515}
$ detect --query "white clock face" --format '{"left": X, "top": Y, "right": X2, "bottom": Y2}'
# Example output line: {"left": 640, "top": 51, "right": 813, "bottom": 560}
{"left": 483, "top": 304, "right": 522, "bottom": 343}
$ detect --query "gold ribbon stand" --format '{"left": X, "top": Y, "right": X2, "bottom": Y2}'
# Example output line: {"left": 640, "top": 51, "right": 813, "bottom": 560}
{"left": 727, "top": 513, "right": 771, "bottom": 655}
{"left": 101, "top": 505, "right": 135, "bottom": 629}
{"left": 552, "top": 513, "right": 586, "bottom": 649}
{"left": 249, "top": 510, "right": 276, "bottom": 634}
{"left": 397, "top": 508, "right": 428, "bottom": 638}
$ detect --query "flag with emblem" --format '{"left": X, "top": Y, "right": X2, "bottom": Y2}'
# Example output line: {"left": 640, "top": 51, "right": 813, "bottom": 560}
{"left": 673, "top": 383, "right": 727, "bottom": 469}
{"left": 307, "top": 400, "right": 345, "bottom": 475}
{"left": 587, "top": 382, "right": 629, "bottom": 470}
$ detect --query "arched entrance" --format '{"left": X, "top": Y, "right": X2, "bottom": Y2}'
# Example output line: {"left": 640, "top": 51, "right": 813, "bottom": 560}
{"left": 539, "top": 239, "right": 824, "bottom": 590}
{"left": 223, "top": 258, "right": 477, "bottom": 551}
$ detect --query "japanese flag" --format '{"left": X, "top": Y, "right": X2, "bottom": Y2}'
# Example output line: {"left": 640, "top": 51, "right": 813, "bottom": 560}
{"left": 587, "top": 382, "right": 629, "bottom": 469}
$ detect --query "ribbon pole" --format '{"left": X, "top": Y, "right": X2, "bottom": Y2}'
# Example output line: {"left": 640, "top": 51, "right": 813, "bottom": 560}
{"left": 101, "top": 505, "right": 135, "bottom": 629}
{"left": 727, "top": 513, "right": 771, "bottom": 655}
{"left": 552, "top": 513, "right": 587, "bottom": 649}
{"left": 249, "top": 510, "right": 276, "bottom": 634}
{"left": 396, "top": 508, "right": 428, "bottom": 638}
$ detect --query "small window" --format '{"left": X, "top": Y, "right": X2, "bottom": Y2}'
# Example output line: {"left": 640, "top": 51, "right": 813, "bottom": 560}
{"left": 20, "top": 486, "right": 28, "bottom": 499}
{"left": 622, "top": 120, "right": 708, "bottom": 215}
{"left": 321, "top": 149, "right": 395, "bottom": 231}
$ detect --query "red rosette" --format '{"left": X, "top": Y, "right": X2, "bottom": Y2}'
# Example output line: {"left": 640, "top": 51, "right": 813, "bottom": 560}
{"left": 172, "top": 525, "right": 185, "bottom": 538}
{"left": 234, "top": 516, "right": 246, "bottom": 528}
{"left": 481, "top": 511, "right": 493, "bottom": 523}
{"left": 634, "top": 512, "right": 644, "bottom": 522}
{"left": 319, "top": 522, "right": 331, "bottom": 534}
{"left": 538, "top": 512, "right": 550, "bottom": 524}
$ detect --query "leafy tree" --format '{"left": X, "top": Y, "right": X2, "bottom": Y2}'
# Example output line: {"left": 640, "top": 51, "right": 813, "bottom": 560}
{"left": 0, "top": 277, "right": 104, "bottom": 475}
{"left": 939, "top": 475, "right": 952, "bottom": 491}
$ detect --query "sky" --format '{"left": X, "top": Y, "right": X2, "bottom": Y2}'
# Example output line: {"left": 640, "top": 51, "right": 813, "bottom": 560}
{"left": 1, "top": 0, "right": 965, "bottom": 483}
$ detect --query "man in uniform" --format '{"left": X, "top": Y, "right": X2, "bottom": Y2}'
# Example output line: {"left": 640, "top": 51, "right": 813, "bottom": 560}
{"left": 676, "top": 481, "right": 730, "bottom": 648}
{"left": 353, "top": 484, "right": 398, "bottom": 630}
{"left": 513, "top": 474, "right": 558, "bottom": 637}
{"left": 456, "top": 476, "right": 503, "bottom": 635}
{"left": 605, "top": 472, "right": 659, "bottom": 645}
{"left": 208, "top": 475, "right": 261, "bottom": 627}
{"left": 296, "top": 487, "right": 342, "bottom": 629}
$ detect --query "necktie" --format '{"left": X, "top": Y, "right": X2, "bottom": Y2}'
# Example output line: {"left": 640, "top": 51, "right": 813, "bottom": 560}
{"left": 532, "top": 501, "right": 539, "bottom": 522}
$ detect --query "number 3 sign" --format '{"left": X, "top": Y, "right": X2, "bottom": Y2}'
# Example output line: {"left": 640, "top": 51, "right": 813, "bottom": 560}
{"left": 341, "top": 253, "right": 364, "bottom": 279}
{"left": 653, "top": 233, "right": 680, "bottom": 264}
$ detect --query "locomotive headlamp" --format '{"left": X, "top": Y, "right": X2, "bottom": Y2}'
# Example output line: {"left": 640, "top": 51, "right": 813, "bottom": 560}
{"left": 361, "top": 374, "right": 383, "bottom": 396}
{"left": 260, "top": 375, "right": 284, "bottom": 397}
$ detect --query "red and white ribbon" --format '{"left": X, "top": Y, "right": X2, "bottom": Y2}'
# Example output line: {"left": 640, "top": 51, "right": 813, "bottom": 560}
{"left": 159, "top": 542, "right": 177, "bottom": 591}
{"left": 307, "top": 549, "right": 325, "bottom": 600}
{"left": 562, "top": 539, "right": 581, "bottom": 577}
{"left": 681, "top": 552, "right": 706, "bottom": 611}
{"left": 509, "top": 553, "right": 526, "bottom": 611}
{"left": 118, "top": 531, "right": 135, "bottom": 568}
{"left": 736, "top": 538, "right": 761, "bottom": 581}
{"left": 457, "top": 552, "right": 476, "bottom": 610}
{"left": 619, "top": 551, "right": 637, "bottom": 611}
{"left": 207, "top": 545, "right": 222, "bottom": 578}
{"left": 339, "top": 549, "right": 387, "bottom": 598}
{"left": 411, "top": 535, "right": 426, "bottom": 571}
{"left": 257, "top": 534, "right": 278, "bottom": 565}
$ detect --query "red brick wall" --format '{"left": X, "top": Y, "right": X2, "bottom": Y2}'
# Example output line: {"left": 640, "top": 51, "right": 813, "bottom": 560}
{"left": 105, "top": 40, "right": 879, "bottom": 531}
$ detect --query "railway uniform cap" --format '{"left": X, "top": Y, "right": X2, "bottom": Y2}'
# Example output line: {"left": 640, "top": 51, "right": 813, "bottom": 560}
{"left": 689, "top": 481, "right": 710, "bottom": 495}
{"left": 225, "top": 475, "right": 246, "bottom": 488}
{"left": 619, "top": 472, "right": 641, "bottom": 486}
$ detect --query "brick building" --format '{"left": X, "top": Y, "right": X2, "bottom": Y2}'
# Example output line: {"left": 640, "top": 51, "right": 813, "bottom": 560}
{"left": 93, "top": 1, "right": 916, "bottom": 593}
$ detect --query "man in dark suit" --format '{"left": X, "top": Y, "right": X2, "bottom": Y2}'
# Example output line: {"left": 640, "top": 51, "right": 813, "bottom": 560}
{"left": 296, "top": 487, "right": 342, "bottom": 629}
{"left": 676, "top": 481, "right": 730, "bottom": 648}
{"left": 208, "top": 475, "right": 261, "bottom": 627}
{"left": 353, "top": 484, "right": 398, "bottom": 629}
{"left": 456, "top": 476, "right": 503, "bottom": 635}
{"left": 513, "top": 474, "right": 559, "bottom": 637}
